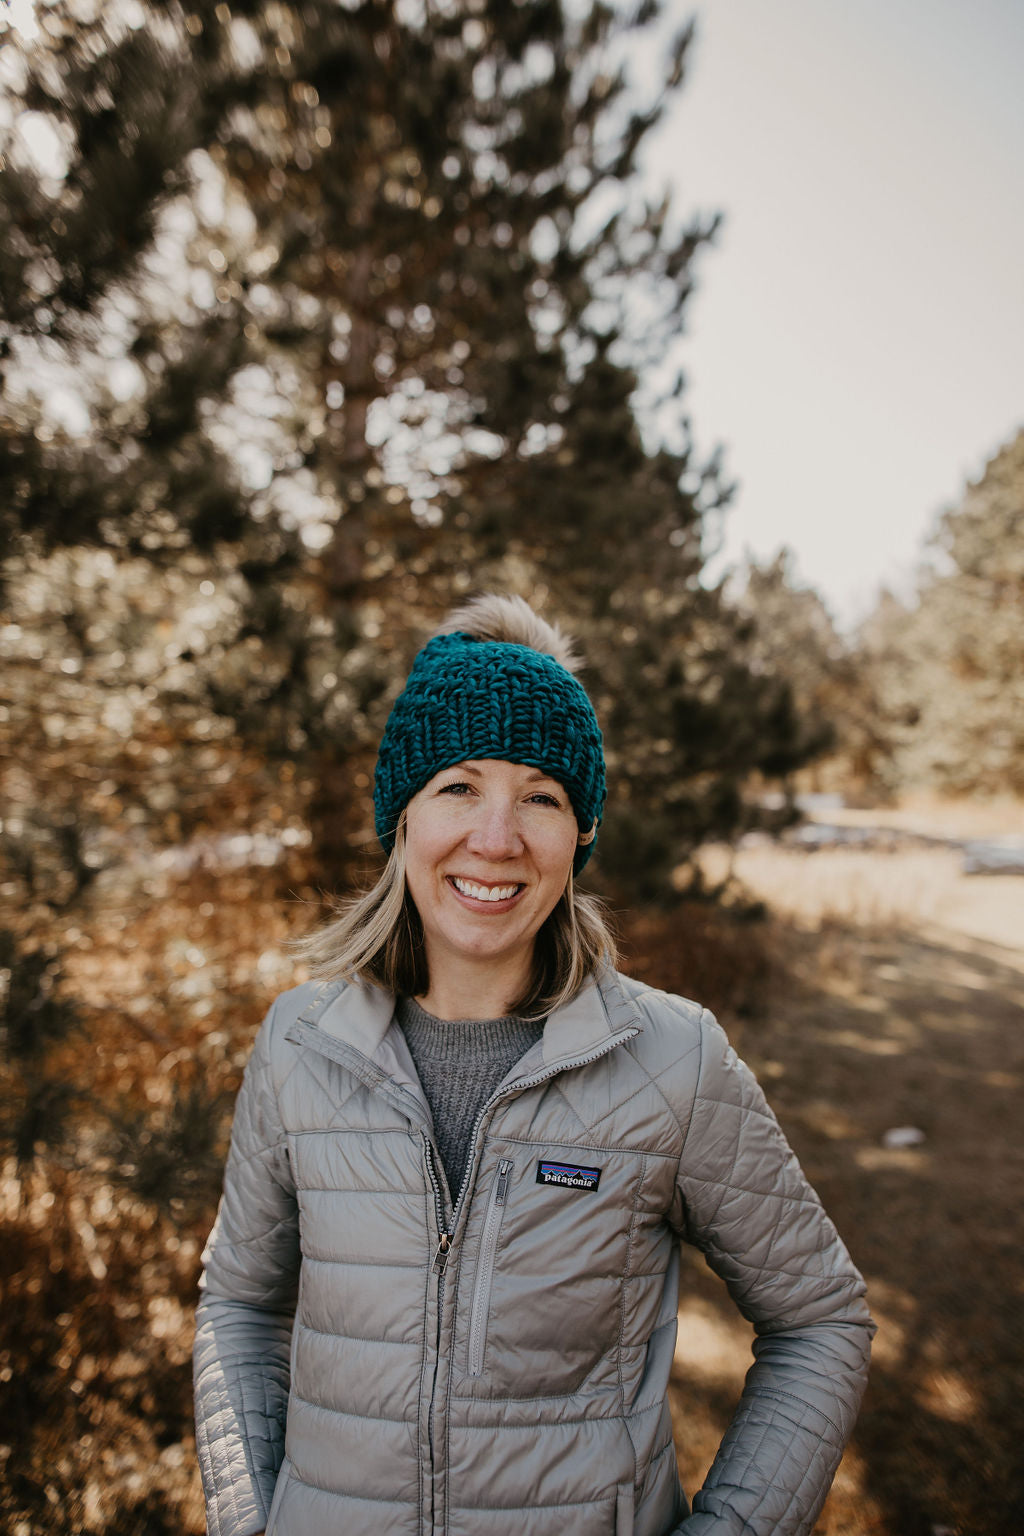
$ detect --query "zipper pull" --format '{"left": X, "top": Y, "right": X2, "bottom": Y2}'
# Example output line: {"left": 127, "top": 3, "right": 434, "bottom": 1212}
{"left": 495, "top": 1158, "right": 514, "bottom": 1206}
{"left": 432, "top": 1232, "right": 452, "bottom": 1274}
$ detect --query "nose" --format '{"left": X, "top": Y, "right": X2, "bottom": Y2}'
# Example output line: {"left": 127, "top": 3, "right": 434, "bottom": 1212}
{"left": 465, "top": 799, "right": 524, "bottom": 860}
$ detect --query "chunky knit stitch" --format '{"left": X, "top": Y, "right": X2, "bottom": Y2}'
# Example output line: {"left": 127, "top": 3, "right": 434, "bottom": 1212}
{"left": 374, "top": 630, "right": 606, "bottom": 871}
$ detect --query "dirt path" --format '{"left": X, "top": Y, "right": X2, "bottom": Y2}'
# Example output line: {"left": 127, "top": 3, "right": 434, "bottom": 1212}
{"left": 659, "top": 855, "right": 1024, "bottom": 1536}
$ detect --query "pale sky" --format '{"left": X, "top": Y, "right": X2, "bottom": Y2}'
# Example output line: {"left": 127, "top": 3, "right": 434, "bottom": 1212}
{"left": 646, "top": 0, "right": 1024, "bottom": 627}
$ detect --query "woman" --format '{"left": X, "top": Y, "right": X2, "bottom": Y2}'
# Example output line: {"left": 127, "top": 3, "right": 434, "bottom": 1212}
{"left": 194, "top": 594, "right": 873, "bottom": 1536}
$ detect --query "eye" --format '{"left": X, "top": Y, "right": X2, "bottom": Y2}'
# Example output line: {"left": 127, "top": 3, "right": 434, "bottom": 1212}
{"left": 526, "top": 790, "right": 563, "bottom": 808}
{"left": 438, "top": 780, "right": 474, "bottom": 796}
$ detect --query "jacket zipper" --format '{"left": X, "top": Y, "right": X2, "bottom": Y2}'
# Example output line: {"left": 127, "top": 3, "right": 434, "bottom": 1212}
{"left": 466, "top": 1157, "right": 514, "bottom": 1377}
{"left": 424, "top": 1135, "right": 450, "bottom": 1493}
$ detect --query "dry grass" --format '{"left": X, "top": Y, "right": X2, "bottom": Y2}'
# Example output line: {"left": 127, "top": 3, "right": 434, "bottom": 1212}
{"left": 703, "top": 841, "right": 967, "bottom": 926}
{"left": 697, "top": 839, "right": 1024, "bottom": 957}
{"left": 820, "top": 791, "right": 1024, "bottom": 841}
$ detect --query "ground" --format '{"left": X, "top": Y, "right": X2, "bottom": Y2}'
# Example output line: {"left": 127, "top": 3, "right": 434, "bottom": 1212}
{"left": 649, "top": 804, "right": 1024, "bottom": 1536}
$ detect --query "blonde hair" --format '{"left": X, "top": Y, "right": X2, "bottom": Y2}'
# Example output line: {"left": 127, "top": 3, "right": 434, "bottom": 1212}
{"left": 293, "top": 594, "right": 618, "bottom": 1017}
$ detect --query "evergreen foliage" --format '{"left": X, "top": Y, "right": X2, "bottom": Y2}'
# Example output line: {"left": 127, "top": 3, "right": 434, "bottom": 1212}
{"left": 860, "top": 428, "right": 1024, "bottom": 795}
{"left": 732, "top": 550, "right": 888, "bottom": 795}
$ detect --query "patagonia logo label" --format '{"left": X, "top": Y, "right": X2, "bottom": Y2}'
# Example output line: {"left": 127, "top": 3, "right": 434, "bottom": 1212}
{"left": 536, "top": 1159, "right": 602, "bottom": 1192}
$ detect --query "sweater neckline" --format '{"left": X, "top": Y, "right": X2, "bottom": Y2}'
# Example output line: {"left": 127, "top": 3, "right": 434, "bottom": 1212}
{"left": 396, "top": 995, "right": 544, "bottom": 1062}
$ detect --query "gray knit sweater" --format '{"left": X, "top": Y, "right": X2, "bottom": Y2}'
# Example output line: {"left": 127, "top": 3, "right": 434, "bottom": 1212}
{"left": 397, "top": 995, "right": 545, "bottom": 1203}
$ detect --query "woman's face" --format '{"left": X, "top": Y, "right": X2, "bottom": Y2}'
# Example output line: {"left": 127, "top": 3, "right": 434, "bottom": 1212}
{"left": 404, "top": 758, "right": 578, "bottom": 987}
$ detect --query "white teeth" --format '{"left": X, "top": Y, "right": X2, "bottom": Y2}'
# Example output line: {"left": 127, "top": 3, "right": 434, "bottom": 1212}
{"left": 452, "top": 878, "right": 521, "bottom": 902}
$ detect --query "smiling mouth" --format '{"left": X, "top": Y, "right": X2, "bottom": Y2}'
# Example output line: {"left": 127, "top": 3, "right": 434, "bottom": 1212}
{"left": 449, "top": 876, "right": 524, "bottom": 903}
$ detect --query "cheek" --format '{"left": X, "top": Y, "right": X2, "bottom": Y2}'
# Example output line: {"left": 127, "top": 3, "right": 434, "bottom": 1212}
{"left": 404, "top": 803, "right": 453, "bottom": 866}
{"left": 402, "top": 824, "right": 445, "bottom": 902}
{"left": 539, "top": 825, "right": 578, "bottom": 889}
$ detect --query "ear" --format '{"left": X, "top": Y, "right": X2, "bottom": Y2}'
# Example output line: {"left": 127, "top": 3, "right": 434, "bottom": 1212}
{"left": 577, "top": 820, "right": 597, "bottom": 847}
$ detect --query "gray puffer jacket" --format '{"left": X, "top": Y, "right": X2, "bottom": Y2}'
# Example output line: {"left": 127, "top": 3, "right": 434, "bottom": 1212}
{"left": 194, "top": 969, "right": 873, "bottom": 1536}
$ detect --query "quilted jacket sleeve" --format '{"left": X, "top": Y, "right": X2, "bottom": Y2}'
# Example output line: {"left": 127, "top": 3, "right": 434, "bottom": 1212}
{"left": 672, "top": 1008, "right": 875, "bottom": 1536}
{"left": 193, "top": 1001, "right": 300, "bottom": 1536}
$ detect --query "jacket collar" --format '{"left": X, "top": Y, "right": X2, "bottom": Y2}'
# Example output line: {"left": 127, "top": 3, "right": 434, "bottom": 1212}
{"left": 540, "top": 967, "right": 643, "bottom": 1068}
{"left": 312, "top": 977, "right": 396, "bottom": 1057}
{"left": 294, "top": 966, "right": 642, "bottom": 1076}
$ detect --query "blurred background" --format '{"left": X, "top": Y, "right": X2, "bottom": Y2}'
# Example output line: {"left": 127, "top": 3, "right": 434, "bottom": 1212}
{"left": 1, "top": 1, "right": 1021, "bottom": 1532}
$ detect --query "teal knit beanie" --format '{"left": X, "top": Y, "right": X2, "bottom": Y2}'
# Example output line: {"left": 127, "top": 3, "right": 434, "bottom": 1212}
{"left": 374, "top": 630, "right": 605, "bottom": 872}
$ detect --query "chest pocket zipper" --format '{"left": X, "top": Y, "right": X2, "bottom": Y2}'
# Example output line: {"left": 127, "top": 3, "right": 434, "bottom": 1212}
{"left": 467, "top": 1158, "right": 514, "bottom": 1377}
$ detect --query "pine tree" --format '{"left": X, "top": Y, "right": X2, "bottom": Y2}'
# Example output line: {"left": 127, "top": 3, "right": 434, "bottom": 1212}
{"left": 860, "top": 428, "right": 1024, "bottom": 794}
{"left": 732, "top": 550, "right": 887, "bottom": 795}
